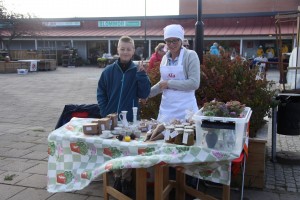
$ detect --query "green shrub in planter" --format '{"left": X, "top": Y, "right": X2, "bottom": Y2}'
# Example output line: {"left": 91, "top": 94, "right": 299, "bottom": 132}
{"left": 197, "top": 55, "right": 275, "bottom": 137}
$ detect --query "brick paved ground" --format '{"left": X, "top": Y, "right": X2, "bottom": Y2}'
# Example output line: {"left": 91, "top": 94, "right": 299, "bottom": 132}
{"left": 0, "top": 66, "right": 299, "bottom": 200}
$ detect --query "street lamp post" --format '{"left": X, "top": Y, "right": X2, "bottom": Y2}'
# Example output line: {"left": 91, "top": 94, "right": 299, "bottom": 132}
{"left": 195, "top": 0, "right": 204, "bottom": 62}
{"left": 144, "top": 0, "right": 147, "bottom": 59}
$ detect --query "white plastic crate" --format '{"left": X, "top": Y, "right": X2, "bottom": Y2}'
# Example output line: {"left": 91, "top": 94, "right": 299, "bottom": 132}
{"left": 17, "top": 69, "right": 28, "bottom": 75}
{"left": 192, "top": 107, "right": 252, "bottom": 155}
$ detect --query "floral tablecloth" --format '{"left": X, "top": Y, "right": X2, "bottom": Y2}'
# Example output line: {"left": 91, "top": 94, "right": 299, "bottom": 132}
{"left": 47, "top": 117, "right": 242, "bottom": 193}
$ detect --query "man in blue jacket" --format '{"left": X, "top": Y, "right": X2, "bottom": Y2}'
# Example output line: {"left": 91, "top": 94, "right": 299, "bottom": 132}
{"left": 97, "top": 35, "right": 151, "bottom": 197}
{"left": 97, "top": 36, "right": 151, "bottom": 122}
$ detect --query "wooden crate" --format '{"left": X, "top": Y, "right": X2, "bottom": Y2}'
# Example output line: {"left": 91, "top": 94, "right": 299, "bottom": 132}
{"left": 38, "top": 59, "right": 57, "bottom": 71}
{"left": 10, "top": 50, "right": 45, "bottom": 60}
{"left": 0, "top": 61, "right": 30, "bottom": 73}
{"left": 245, "top": 138, "right": 267, "bottom": 188}
{"left": 231, "top": 138, "right": 267, "bottom": 189}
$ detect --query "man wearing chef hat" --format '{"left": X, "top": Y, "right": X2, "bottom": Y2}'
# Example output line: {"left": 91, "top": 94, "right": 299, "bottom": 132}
{"left": 149, "top": 24, "right": 200, "bottom": 123}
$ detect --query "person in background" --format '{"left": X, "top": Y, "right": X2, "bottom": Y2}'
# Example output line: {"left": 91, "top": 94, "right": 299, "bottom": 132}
{"left": 286, "top": 46, "right": 300, "bottom": 89}
{"left": 282, "top": 44, "right": 289, "bottom": 54}
{"left": 210, "top": 42, "right": 220, "bottom": 56}
{"left": 256, "top": 45, "right": 264, "bottom": 57}
{"left": 266, "top": 47, "right": 275, "bottom": 59}
{"left": 97, "top": 36, "right": 151, "bottom": 197}
{"left": 218, "top": 45, "right": 225, "bottom": 57}
{"left": 182, "top": 39, "right": 190, "bottom": 49}
{"left": 147, "top": 43, "right": 166, "bottom": 72}
{"left": 230, "top": 48, "right": 237, "bottom": 60}
{"left": 134, "top": 46, "right": 144, "bottom": 60}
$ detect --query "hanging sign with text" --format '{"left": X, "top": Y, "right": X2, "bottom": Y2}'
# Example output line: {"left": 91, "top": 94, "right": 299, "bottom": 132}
{"left": 98, "top": 21, "right": 141, "bottom": 28}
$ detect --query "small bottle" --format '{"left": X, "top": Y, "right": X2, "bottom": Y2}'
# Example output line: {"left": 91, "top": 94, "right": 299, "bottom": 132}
{"left": 132, "top": 107, "right": 138, "bottom": 125}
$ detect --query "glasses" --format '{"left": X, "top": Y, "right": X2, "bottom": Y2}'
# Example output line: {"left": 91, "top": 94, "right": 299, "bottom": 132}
{"left": 165, "top": 39, "right": 179, "bottom": 45}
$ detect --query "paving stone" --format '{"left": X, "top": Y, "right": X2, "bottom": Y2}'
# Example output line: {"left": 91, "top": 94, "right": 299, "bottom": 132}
{"left": 7, "top": 142, "right": 36, "bottom": 150}
{"left": 0, "top": 171, "right": 31, "bottom": 185}
{"left": 279, "top": 192, "right": 300, "bottom": 200}
{"left": 0, "top": 184, "right": 26, "bottom": 199}
{"left": 21, "top": 151, "right": 48, "bottom": 160}
{"left": 86, "top": 197, "right": 105, "bottom": 200}
{"left": 0, "top": 159, "right": 15, "bottom": 167}
{"left": 47, "top": 192, "right": 88, "bottom": 200}
{"left": 15, "top": 135, "right": 41, "bottom": 143}
{"left": 5, "top": 128, "right": 27, "bottom": 135}
{"left": 24, "top": 163, "right": 47, "bottom": 175}
{"left": 16, "top": 174, "right": 47, "bottom": 189}
{"left": 27, "top": 144, "right": 47, "bottom": 152}
{"left": 6, "top": 188, "right": 53, "bottom": 200}
{"left": 0, "top": 148, "right": 32, "bottom": 158}
{"left": 75, "top": 181, "right": 103, "bottom": 197}
{"left": 0, "top": 160, "right": 37, "bottom": 172}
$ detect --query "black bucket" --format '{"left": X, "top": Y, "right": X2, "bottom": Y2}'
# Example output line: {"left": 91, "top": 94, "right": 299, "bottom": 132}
{"left": 277, "top": 95, "right": 300, "bottom": 135}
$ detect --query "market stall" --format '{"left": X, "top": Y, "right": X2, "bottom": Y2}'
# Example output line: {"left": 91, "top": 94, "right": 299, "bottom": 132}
{"left": 47, "top": 105, "right": 251, "bottom": 199}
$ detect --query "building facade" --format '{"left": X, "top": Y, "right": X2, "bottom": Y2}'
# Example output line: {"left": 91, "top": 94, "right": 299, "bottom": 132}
{"left": 0, "top": 0, "right": 299, "bottom": 65}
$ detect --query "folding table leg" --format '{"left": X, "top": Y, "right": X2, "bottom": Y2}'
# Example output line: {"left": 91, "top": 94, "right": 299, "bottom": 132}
{"left": 136, "top": 168, "right": 147, "bottom": 200}
{"left": 240, "top": 155, "right": 247, "bottom": 200}
{"left": 103, "top": 173, "right": 109, "bottom": 200}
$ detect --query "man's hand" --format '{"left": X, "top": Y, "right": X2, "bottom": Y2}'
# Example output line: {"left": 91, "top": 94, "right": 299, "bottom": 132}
{"left": 137, "top": 60, "right": 148, "bottom": 72}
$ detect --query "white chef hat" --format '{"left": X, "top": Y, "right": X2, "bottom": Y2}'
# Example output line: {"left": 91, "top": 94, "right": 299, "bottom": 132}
{"left": 163, "top": 24, "right": 184, "bottom": 41}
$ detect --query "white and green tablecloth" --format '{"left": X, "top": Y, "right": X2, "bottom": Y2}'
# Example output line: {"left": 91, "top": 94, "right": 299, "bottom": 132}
{"left": 47, "top": 117, "right": 242, "bottom": 193}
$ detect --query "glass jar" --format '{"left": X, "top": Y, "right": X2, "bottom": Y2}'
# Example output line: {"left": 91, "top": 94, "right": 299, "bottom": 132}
{"left": 174, "top": 128, "right": 184, "bottom": 145}
{"left": 165, "top": 125, "right": 175, "bottom": 143}
{"left": 183, "top": 129, "right": 195, "bottom": 146}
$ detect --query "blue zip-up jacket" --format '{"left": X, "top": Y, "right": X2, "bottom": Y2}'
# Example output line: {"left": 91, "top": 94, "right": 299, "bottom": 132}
{"left": 97, "top": 60, "right": 151, "bottom": 122}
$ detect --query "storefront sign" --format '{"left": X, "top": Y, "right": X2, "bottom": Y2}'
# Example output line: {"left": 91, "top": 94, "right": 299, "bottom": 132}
{"left": 43, "top": 22, "right": 81, "bottom": 27}
{"left": 98, "top": 21, "right": 141, "bottom": 28}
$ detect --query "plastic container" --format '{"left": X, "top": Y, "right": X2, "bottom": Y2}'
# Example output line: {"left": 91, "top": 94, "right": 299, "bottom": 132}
{"left": 192, "top": 107, "right": 252, "bottom": 155}
{"left": 17, "top": 69, "right": 28, "bottom": 75}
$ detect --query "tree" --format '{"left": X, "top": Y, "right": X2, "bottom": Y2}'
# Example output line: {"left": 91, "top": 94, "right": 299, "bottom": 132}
{"left": 0, "top": 4, "right": 44, "bottom": 59}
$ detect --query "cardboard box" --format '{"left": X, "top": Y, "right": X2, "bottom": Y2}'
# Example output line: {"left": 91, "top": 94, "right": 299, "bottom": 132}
{"left": 83, "top": 123, "right": 99, "bottom": 135}
{"left": 107, "top": 113, "right": 118, "bottom": 130}
{"left": 95, "top": 118, "right": 111, "bottom": 131}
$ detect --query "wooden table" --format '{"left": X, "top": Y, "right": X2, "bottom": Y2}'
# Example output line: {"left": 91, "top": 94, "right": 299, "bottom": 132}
{"left": 103, "top": 164, "right": 230, "bottom": 200}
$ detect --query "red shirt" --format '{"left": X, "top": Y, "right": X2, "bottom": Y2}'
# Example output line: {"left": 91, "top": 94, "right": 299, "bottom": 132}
{"left": 147, "top": 52, "right": 163, "bottom": 72}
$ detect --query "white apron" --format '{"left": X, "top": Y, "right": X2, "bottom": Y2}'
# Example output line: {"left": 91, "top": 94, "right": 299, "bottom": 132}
{"left": 157, "top": 49, "right": 198, "bottom": 123}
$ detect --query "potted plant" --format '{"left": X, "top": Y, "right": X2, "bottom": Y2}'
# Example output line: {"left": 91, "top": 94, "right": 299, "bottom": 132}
{"left": 97, "top": 57, "right": 108, "bottom": 68}
{"left": 198, "top": 55, "right": 276, "bottom": 189}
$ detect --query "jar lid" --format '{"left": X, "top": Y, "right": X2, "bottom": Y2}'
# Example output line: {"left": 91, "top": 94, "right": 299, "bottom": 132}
{"left": 174, "top": 125, "right": 184, "bottom": 128}
{"left": 165, "top": 125, "right": 175, "bottom": 129}
{"left": 182, "top": 122, "right": 190, "bottom": 126}
{"left": 174, "top": 128, "right": 184, "bottom": 133}
{"left": 184, "top": 129, "right": 194, "bottom": 134}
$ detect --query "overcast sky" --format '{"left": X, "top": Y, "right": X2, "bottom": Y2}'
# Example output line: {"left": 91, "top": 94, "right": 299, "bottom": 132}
{"left": 2, "top": 0, "right": 179, "bottom": 18}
